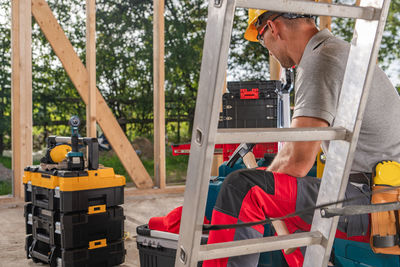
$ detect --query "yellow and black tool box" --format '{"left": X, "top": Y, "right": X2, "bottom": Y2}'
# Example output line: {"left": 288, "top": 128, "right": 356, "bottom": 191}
{"left": 23, "top": 166, "right": 125, "bottom": 213}
{"left": 24, "top": 203, "right": 124, "bottom": 249}
{"left": 26, "top": 235, "right": 126, "bottom": 267}
{"left": 24, "top": 117, "right": 127, "bottom": 266}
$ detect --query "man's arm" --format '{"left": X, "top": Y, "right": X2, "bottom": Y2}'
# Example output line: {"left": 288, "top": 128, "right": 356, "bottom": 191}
{"left": 267, "top": 116, "right": 328, "bottom": 177}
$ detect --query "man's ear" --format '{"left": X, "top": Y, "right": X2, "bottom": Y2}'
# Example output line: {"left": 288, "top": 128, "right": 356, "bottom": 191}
{"left": 267, "top": 20, "right": 280, "bottom": 40}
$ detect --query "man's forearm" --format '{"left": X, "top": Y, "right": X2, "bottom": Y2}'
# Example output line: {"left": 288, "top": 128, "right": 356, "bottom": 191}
{"left": 268, "top": 140, "right": 322, "bottom": 177}
{"left": 267, "top": 117, "right": 328, "bottom": 177}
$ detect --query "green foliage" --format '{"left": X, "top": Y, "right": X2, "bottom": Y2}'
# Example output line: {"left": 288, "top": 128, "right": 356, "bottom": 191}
{"left": 0, "top": 1, "right": 11, "bottom": 154}
{"left": 0, "top": 155, "right": 11, "bottom": 169}
{"left": 0, "top": 155, "right": 11, "bottom": 195}
{"left": 228, "top": 8, "right": 271, "bottom": 81}
{"left": 331, "top": 0, "right": 400, "bottom": 86}
{"left": 0, "top": 0, "right": 399, "bottom": 154}
{"left": 0, "top": 181, "right": 12, "bottom": 195}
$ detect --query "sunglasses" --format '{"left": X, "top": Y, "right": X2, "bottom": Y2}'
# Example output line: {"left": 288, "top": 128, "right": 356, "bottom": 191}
{"left": 256, "top": 14, "right": 284, "bottom": 47}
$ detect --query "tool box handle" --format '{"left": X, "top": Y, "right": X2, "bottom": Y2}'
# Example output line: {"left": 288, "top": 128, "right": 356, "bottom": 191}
{"left": 240, "top": 88, "right": 259, "bottom": 99}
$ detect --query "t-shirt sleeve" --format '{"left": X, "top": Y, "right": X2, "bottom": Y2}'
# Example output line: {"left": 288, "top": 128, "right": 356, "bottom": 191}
{"left": 292, "top": 46, "right": 345, "bottom": 126}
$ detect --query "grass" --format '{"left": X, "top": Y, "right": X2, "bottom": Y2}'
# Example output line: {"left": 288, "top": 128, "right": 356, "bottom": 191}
{"left": 99, "top": 151, "right": 189, "bottom": 186}
{"left": 0, "top": 156, "right": 11, "bottom": 169}
{"left": 0, "top": 156, "right": 12, "bottom": 195}
{"left": 0, "top": 181, "right": 12, "bottom": 195}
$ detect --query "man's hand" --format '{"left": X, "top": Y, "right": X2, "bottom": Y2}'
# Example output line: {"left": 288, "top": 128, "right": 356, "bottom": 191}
{"left": 267, "top": 116, "right": 328, "bottom": 177}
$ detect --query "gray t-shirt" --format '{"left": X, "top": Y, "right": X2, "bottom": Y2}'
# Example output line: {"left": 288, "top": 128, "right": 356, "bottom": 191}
{"left": 293, "top": 29, "right": 400, "bottom": 173}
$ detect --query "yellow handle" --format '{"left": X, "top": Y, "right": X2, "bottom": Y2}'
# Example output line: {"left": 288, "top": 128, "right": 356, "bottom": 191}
{"left": 88, "top": 204, "right": 106, "bottom": 214}
{"left": 89, "top": 239, "right": 107, "bottom": 250}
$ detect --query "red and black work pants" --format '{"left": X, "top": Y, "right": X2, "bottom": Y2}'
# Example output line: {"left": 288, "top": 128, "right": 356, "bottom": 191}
{"left": 203, "top": 169, "right": 370, "bottom": 267}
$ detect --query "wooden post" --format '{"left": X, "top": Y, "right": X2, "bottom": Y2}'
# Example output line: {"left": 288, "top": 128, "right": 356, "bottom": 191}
{"left": 86, "top": 0, "right": 96, "bottom": 137}
{"left": 211, "top": 76, "right": 227, "bottom": 176}
{"left": 319, "top": 0, "right": 332, "bottom": 31}
{"left": 31, "top": 0, "right": 153, "bottom": 188}
{"left": 11, "top": 0, "right": 32, "bottom": 198}
{"left": 270, "top": 57, "right": 281, "bottom": 80}
{"left": 153, "top": 0, "right": 166, "bottom": 189}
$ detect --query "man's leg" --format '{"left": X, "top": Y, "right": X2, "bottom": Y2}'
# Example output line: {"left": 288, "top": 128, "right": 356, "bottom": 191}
{"left": 202, "top": 170, "right": 370, "bottom": 267}
{"left": 203, "top": 169, "right": 307, "bottom": 267}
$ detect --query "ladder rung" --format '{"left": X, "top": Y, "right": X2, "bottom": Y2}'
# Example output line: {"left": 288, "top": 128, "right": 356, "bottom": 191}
{"left": 216, "top": 127, "right": 347, "bottom": 144}
{"left": 236, "top": 0, "right": 380, "bottom": 21}
{"left": 197, "top": 231, "right": 323, "bottom": 261}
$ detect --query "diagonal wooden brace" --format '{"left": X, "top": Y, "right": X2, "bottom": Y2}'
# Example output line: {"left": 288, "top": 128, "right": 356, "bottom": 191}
{"left": 31, "top": 0, "right": 153, "bottom": 189}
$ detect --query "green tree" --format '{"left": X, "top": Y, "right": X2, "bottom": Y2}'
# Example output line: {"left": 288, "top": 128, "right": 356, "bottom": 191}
{"left": 228, "top": 8, "right": 271, "bottom": 81}
{"left": 0, "top": 0, "right": 11, "bottom": 155}
{"left": 331, "top": 0, "right": 400, "bottom": 91}
{"left": 96, "top": 0, "right": 154, "bottom": 137}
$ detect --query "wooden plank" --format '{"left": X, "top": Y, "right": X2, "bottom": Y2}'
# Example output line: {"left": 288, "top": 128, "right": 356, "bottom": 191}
{"left": 125, "top": 185, "right": 185, "bottom": 197}
{"left": 153, "top": 0, "right": 166, "bottom": 189}
{"left": 0, "top": 196, "right": 22, "bottom": 206}
{"left": 11, "top": 0, "right": 32, "bottom": 199}
{"left": 31, "top": 0, "right": 153, "bottom": 188}
{"left": 319, "top": 0, "right": 332, "bottom": 31}
{"left": 86, "top": 0, "right": 96, "bottom": 137}
{"left": 211, "top": 76, "right": 227, "bottom": 176}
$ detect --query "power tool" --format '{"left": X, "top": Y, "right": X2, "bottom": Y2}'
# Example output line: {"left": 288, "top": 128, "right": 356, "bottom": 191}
{"left": 40, "top": 116, "right": 98, "bottom": 171}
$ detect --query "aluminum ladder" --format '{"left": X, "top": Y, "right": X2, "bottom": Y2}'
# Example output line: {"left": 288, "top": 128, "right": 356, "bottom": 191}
{"left": 175, "top": 0, "right": 391, "bottom": 266}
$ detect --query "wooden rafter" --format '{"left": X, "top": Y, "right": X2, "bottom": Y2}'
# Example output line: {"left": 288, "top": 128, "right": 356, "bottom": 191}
{"left": 31, "top": 0, "right": 153, "bottom": 189}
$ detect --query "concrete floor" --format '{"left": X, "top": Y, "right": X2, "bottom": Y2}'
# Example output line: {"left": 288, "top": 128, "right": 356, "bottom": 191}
{"left": 0, "top": 192, "right": 184, "bottom": 267}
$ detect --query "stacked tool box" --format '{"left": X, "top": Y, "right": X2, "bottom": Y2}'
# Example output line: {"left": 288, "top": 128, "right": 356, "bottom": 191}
{"left": 218, "top": 80, "right": 281, "bottom": 129}
{"left": 24, "top": 165, "right": 126, "bottom": 267}
{"left": 24, "top": 117, "right": 126, "bottom": 267}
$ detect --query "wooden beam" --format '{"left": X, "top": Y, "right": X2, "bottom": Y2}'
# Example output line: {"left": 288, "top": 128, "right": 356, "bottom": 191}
{"left": 0, "top": 196, "right": 22, "bottom": 205}
{"left": 270, "top": 56, "right": 281, "bottom": 80}
{"left": 125, "top": 185, "right": 185, "bottom": 197}
{"left": 86, "top": 0, "right": 96, "bottom": 137}
{"left": 31, "top": 0, "right": 153, "bottom": 189}
{"left": 11, "top": 0, "right": 32, "bottom": 199}
{"left": 153, "top": 0, "right": 166, "bottom": 189}
{"left": 319, "top": 0, "right": 332, "bottom": 31}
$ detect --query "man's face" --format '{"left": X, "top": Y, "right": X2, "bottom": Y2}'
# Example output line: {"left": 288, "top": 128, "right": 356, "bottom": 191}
{"left": 257, "top": 18, "right": 296, "bottom": 68}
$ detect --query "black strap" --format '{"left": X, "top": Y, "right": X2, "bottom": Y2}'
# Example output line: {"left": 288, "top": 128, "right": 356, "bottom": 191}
{"left": 203, "top": 185, "right": 400, "bottom": 232}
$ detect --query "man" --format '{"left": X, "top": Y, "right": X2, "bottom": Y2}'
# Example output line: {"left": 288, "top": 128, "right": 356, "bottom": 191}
{"left": 203, "top": 9, "right": 400, "bottom": 267}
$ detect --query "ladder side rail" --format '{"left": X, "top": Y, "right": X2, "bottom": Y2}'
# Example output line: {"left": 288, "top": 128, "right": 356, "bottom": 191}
{"left": 236, "top": 0, "right": 378, "bottom": 20}
{"left": 304, "top": 0, "right": 391, "bottom": 265}
{"left": 175, "top": 0, "right": 236, "bottom": 266}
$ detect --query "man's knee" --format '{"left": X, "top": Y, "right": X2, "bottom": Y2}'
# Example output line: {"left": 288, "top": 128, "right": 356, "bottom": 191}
{"left": 222, "top": 169, "right": 275, "bottom": 195}
{"left": 215, "top": 169, "right": 275, "bottom": 216}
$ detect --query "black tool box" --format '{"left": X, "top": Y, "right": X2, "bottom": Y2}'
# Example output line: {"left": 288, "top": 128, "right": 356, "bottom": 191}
{"left": 24, "top": 166, "right": 125, "bottom": 213}
{"left": 24, "top": 117, "right": 126, "bottom": 267}
{"left": 25, "top": 203, "right": 124, "bottom": 249}
{"left": 136, "top": 224, "right": 206, "bottom": 267}
{"left": 218, "top": 81, "right": 280, "bottom": 129}
{"left": 26, "top": 234, "right": 126, "bottom": 267}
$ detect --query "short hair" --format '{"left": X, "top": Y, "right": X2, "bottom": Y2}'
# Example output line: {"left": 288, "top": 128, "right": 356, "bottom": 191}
{"left": 278, "top": 16, "right": 316, "bottom": 29}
